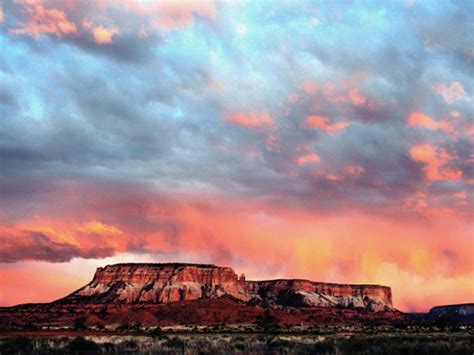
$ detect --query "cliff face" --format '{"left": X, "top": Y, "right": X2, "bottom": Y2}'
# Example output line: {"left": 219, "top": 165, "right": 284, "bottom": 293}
{"left": 59, "top": 263, "right": 393, "bottom": 312}
{"left": 247, "top": 280, "right": 393, "bottom": 312}
{"left": 65, "top": 263, "right": 249, "bottom": 304}
{"left": 427, "top": 303, "right": 474, "bottom": 326}
{"left": 429, "top": 303, "right": 474, "bottom": 317}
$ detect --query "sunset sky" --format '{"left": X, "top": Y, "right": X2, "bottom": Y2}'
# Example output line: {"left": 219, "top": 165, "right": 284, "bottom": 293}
{"left": 0, "top": 0, "right": 473, "bottom": 312}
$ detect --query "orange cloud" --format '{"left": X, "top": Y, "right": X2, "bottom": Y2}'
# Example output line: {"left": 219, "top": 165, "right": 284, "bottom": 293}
{"left": 407, "top": 112, "right": 452, "bottom": 132}
{"left": 432, "top": 81, "right": 467, "bottom": 104}
{"left": 296, "top": 153, "right": 320, "bottom": 165}
{"left": 83, "top": 19, "right": 118, "bottom": 44}
{"left": 225, "top": 111, "right": 273, "bottom": 129}
{"left": 93, "top": 26, "right": 117, "bottom": 44}
{"left": 409, "top": 144, "right": 462, "bottom": 181}
{"left": 300, "top": 115, "right": 349, "bottom": 134}
{"left": 75, "top": 220, "right": 123, "bottom": 236}
{"left": 11, "top": 0, "right": 77, "bottom": 37}
{"left": 0, "top": 220, "right": 126, "bottom": 263}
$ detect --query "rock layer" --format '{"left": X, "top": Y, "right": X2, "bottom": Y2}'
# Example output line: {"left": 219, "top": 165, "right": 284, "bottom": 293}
{"left": 58, "top": 263, "right": 393, "bottom": 312}
{"left": 247, "top": 279, "right": 393, "bottom": 312}
{"left": 62, "top": 263, "right": 249, "bottom": 304}
{"left": 429, "top": 303, "right": 474, "bottom": 317}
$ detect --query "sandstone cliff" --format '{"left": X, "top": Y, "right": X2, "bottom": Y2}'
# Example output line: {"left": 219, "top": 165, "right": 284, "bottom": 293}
{"left": 247, "top": 279, "right": 392, "bottom": 312}
{"left": 429, "top": 303, "right": 474, "bottom": 317}
{"left": 58, "top": 263, "right": 393, "bottom": 312}
{"left": 62, "top": 263, "right": 249, "bottom": 304}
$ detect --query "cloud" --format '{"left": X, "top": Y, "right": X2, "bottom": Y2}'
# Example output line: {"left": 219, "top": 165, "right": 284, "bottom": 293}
{"left": 345, "top": 165, "right": 365, "bottom": 176}
{"left": 94, "top": 0, "right": 217, "bottom": 30}
{"left": 0, "top": 221, "right": 124, "bottom": 263}
{"left": 409, "top": 144, "right": 462, "bottom": 181}
{"left": 300, "top": 115, "right": 349, "bottom": 134}
{"left": 82, "top": 19, "right": 118, "bottom": 44}
{"left": 432, "top": 81, "right": 467, "bottom": 104}
{"left": 149, "top": 1, "right": 217, "bottom": 30}
{"left": 224, "top": 111, "right": 273, "bottom": 129}
{"left": 407, "top": 112, "right": 452, "bottom": 132}
{"left": 0, "top": 6, "right": 4, "bottom": 24}
{"left": 348, "top": 89, "right": 367, "bottom": 106}
{"left": 299, "top": 81, "right": 318, "bottom": 96}
{"left": 10, "top": 0, "right": 77, "bottom": 37}
{"left": 296, "top": 153, "right": 320, "bottom": 165}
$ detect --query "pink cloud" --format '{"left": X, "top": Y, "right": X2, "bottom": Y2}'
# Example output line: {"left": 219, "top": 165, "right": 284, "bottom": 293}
{"left": 453, "top": 191, "right": 467, "bottom": 200}
{"left": 409, "top": 144, "right": 462, "bottom": 181}
{"left": 407, "top": 112, "right": 452, "bottom": 133}
{"left": 404, "top": 191, "right": 428, "bottom": 212}
{"left": 0, "top": 6, "right": 4, "bottom": 24}
{"left": 299, "top": 81, "right": 318, "bottom": 96}
{"left": 11, "top": 0, "right": 77, "bottom": 37}
{"left": 345, "top": 165, "right": 365, "bottom": 176}
{"left": 296, "top": 153, "right": 320, "bottom": 165}
{"left": 450, "top": 111, "right": 461, "bottom": 118}
{"left": 348, "top": 88, "right": 366, "bottom": 106}
{"left": 325, "top": 173, "right": 342, "bottom": 181}
{"left": 10, "top": 0, "right": 218, "bottom": 42}
{"left": 101, "top": 0, "right": 217, "bottom": 31}
{"left": 287, "top": 93, "right": 299, "bottom": 104}
{"left": 152, "top": 1, "right": 217, "bottom": 30}
{"left": 300, "top": 115, "right": 349, "bottom": 134}
{"left": 466, "top": 124, "right": 474, "bottom": 137}
{"left": 432, "top": 81, "right": 467, "bottom": 104}
{"left": 225, "top": 111, "right": 273, "bottom": 129}
{"left": 265, "top": 131, "right": 282, "bottom": 152}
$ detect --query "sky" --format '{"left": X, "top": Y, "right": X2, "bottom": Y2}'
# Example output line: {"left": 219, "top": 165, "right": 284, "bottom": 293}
{"left": 0, "top": 0, "right": 473, "bottom": 312}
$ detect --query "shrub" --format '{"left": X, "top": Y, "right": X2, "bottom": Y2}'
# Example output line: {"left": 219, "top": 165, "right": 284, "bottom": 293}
{"left": 0, "top": 337, "right": 34, "bottom": 354}
{"left": 312, "top": 339, "right": 335, "bottom": 354}
{"left": 67, "top": 336, "right": 101, "bottom": 352}
{"left": 268, "top": 337, "right": 290, "bottom": 349}
{"left": 149, "top": 326, "right": 163, "bottom": 337}
{"left": 166, "top": 336, "right": 185, "bottom": 348}
{"left": 73, "top": 316, "right": 87, "bottom": 331}
{"left": 255, "top": 310, "right": 279, "bottom": 333}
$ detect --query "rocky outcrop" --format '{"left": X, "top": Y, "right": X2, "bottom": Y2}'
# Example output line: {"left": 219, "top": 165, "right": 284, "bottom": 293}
{"left": 246, "top": 279, "right": 393, "bottom": 312}
{"left": 429, "top": 303, "right": 474, "bottom": 317}
{"left": 428, "top": 303, "right": 474, "bottom": 325}
{"left": 56, "top": 263, "right": 393, "bottom": 312}
{"left": 61, "top": 263, "right": 249, "bottom": 304}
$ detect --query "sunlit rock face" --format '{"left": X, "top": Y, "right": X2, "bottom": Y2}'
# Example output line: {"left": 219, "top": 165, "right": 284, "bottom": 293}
{"left": 59, "top": 263, "right": 393, "bottom": 312}
{"left": 66, "top": 263, "right": 249, "bottom": 304}
{"left": 246, "top": 279, "right": 393, "bottom": 312}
